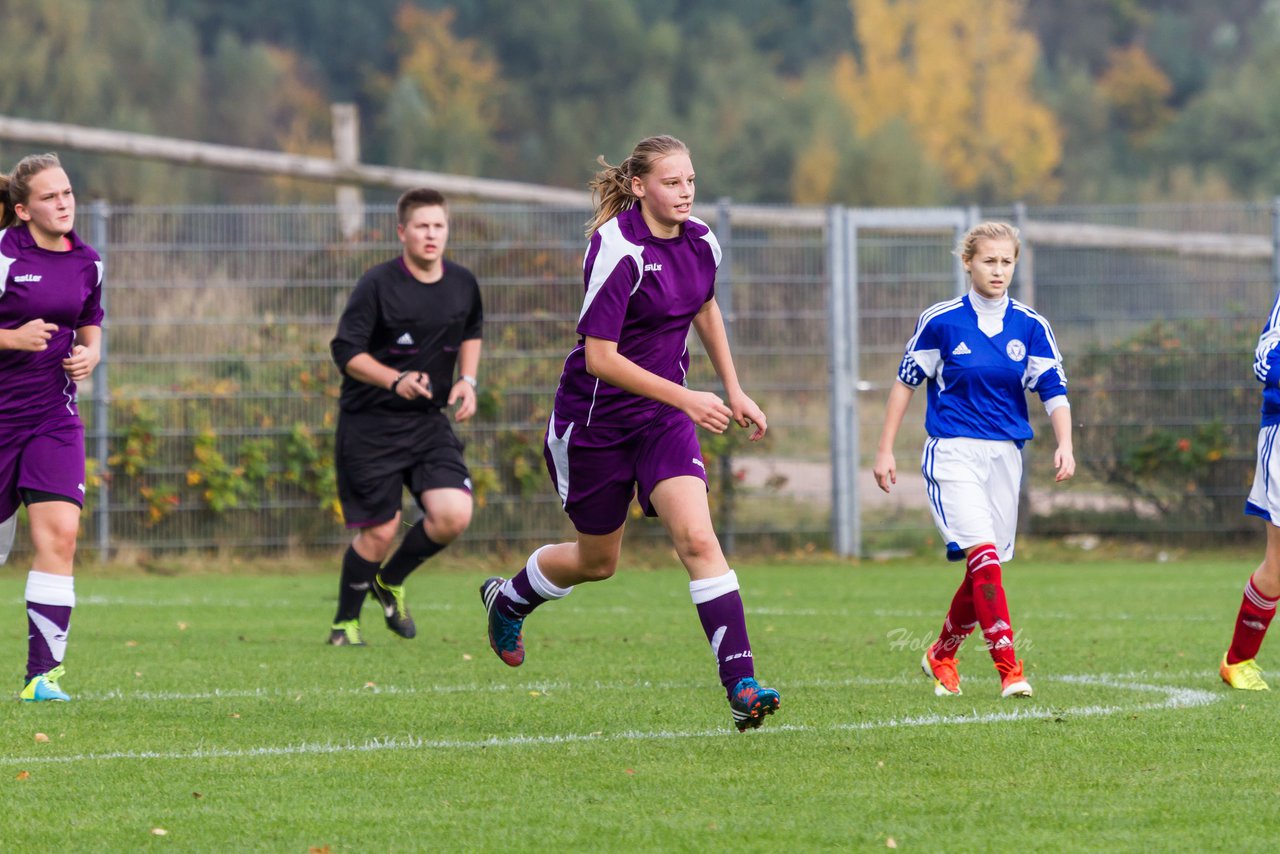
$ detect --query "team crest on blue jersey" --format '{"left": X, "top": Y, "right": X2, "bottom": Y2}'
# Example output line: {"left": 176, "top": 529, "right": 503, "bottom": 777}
{"left": 1006, "top": 340, "right": 1026, "bottom": 361}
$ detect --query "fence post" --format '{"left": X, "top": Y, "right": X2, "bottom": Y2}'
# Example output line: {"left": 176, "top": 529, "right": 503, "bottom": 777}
{"left": 828, "top": 206, "right": 857, "bottom": 556}
{"left": 715, "top": 197, "right": 736, "bottom": 555}
{"left": 1013, "top": 202, "right": 1033, "bottom": 536}
{"left": 1273, "top": 197, "right": 1280, "bottom": 293}
{"left": 845, "top": 209, "right": 862, "bottom": 558}
{"left": 88, "top": 200, "right": 111, "bottom": 561}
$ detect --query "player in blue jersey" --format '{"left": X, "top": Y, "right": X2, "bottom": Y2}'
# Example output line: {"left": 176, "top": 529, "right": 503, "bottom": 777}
{"left": 478, "top": 135, "right": 781, "bottom": 731}
{"left": 0, "top": 153, "right": 104, "bottom": 702}
{"left": 1218, "top": 290, "right": 1280, "bottom": 690}
{"left": 328, "top": 188, "right": 482, "bottom": 647}
{"left": 874, "top": 221, "right": 1074, "bottom": 699}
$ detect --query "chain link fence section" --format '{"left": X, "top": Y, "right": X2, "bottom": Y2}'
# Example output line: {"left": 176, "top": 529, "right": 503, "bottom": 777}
{"left": 77, "top": 202, "right": 832, "bottom": 558}
{"left": 51, "top": 200, "right": 1280, "bottom": 559}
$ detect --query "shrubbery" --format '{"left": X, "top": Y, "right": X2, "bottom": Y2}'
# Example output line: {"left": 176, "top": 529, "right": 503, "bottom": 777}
{"left": 1068, "top": 316, "right": 1258, "bottom": 530}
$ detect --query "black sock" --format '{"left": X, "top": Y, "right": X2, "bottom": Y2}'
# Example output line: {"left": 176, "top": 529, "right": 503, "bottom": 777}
{"left": 378, "top": 522, "right": 446, "bottom": 586}
{"left": 334, "top": 545, "right": 380, "bottom": 623}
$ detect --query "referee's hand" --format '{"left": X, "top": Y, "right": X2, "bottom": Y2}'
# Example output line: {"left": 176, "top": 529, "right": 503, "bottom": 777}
{"left": 449, "top": 379, "right": 477, "bottom": 422}
{"left": 395, "top": 372, "right": 433, "bottom": 400}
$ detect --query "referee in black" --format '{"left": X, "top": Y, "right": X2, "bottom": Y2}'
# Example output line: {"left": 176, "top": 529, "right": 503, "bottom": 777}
{"left": 327, "top": 187, "right": 483, "bottom": 646}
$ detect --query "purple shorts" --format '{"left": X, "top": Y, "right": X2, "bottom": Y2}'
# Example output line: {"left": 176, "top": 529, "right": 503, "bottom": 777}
{"left": 543, "top": 405, "right": 708, "bottom": 536}
{"left": 0, "top": 415, "right": 86, "bottom": 520}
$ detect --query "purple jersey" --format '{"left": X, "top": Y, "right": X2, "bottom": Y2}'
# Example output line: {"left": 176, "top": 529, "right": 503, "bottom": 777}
{"left": 554, "top": 206, "right": 721, "bottom": 427}
{"left": 0, "top": 224, "right": 104, "bottom": 422}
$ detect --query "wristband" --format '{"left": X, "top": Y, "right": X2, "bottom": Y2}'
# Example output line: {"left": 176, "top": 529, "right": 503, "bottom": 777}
{"left": 459, "top": 374, "right": 477, "bottom": 389}
{"left": 390, "top": 371, "right": 409, "bottom": 392}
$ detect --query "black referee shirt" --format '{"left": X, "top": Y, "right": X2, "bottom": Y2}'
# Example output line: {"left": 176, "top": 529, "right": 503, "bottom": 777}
{"left": 331, "top": 257, "right": 483, "bottom": 415}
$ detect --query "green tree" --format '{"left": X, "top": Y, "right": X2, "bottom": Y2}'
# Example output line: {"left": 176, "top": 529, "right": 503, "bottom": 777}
{"left": 0, "top": 0, "right": 332, "bottom": 203}
{"left": 377, "top": 4, "right": 503, "bottom": 177}
{"left": 1154, "top": 8, "right": 1280, "bottom": 197}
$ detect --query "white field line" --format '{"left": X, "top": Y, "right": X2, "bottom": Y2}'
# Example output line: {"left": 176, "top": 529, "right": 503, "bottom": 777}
{"left": 65, "top": 670, "right": 1209, "bottom": 703}
{"left": 868, "top": 608, "right": 1220, "bottom": 622}
{"left": 0, "top": 596, "right": 1226, "bottom": 623}
{"left": 1, "top": 674, "right": 1220, "bottom": 767}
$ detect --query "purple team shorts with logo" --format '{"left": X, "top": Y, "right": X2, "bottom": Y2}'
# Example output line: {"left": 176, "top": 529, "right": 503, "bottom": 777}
{"left": 543, "top": 404, "right": 708, "bottom": 535}
{"left": 0, "top": 415, "right": 86, "bottom": 519}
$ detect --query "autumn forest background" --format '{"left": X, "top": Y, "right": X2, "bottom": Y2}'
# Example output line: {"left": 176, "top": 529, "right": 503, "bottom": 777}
{"left": 3, "top": 0, "right": 1279, "bottom": 207}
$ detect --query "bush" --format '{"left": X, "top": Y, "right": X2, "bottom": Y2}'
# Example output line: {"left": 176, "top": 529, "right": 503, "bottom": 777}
{"left": 1069, "top": 316, "right": 1257, "bottom": 529}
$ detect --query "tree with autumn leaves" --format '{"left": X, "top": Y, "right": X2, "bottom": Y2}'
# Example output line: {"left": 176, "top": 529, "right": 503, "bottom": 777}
{"left": 3, "top": 0, "right": 1279, "bottom": 206}
{"left": 817, "top": 0, "right": 1062, "bottom": 203}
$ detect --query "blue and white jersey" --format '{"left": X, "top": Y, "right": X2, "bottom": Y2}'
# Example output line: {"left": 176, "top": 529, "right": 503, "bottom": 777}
{"left": 896, "top": 292, "right": 1068, "bottom": 445}
{"left": 1253, "top": 289, "right": 1280, "bottom": 427}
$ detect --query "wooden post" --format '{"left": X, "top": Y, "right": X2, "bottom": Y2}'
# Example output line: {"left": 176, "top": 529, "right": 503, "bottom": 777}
{"left": 331, "top": 103, "right": 364, "bottom": 240}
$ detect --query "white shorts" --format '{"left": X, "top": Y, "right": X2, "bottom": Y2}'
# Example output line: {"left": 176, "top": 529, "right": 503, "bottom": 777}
{"left": 1246, "top": 424, "right": 1280, "bottom": 524}
{"left": 921, "top": 436, "right": 1022, "bottom": 562}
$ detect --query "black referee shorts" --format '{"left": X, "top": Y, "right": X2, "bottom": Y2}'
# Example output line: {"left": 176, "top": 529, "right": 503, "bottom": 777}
{"left": 335, "top": 409, "right": 472, "bottom": 528}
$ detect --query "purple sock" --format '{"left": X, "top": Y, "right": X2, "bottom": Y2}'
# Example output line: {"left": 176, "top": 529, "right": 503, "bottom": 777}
{"left": 691, "top": 570, "right": 755, "bottom": 694}
{"left": 26, "top": 570, "right": 74, "bottom": 681}
{"left": 497, "top": 546, "right": 570, "bottom": 618}
{"left": 497, "top": 569, "right": 546, "bottom": 619}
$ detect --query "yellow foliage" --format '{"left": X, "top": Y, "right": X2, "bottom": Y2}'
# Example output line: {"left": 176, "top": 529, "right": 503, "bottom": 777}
{"left": 840, "top": 0, "right": 1062, "bottom": 200}
{"left": 792, "top": 132, "right": 841, "bottom": 203}
{"left": 1098, "top": 44, "right": 1173, "bottom": 140}
{"left": 393, "top": 5, "right": 503, "bottom": 126}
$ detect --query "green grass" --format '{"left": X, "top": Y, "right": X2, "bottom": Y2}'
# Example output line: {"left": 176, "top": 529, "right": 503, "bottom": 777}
{"left": 1, "top": 551, "right": 1276, "bottom": 851}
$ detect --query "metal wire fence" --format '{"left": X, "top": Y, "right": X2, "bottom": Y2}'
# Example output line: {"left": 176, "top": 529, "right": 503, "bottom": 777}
{"left": 34, "top": 200, "right": 1280, "bottom": 560}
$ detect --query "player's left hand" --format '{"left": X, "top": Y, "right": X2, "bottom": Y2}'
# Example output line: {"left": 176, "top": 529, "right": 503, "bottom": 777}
{"left": 1054, "top": 446, "right": 1076, "bottom": 482}
{"left": 729, "top": 392, "right": 767, "bottom": 441}
{"left": 61, "top": 344, "right": 100, "bottom": 381}
{"left": 449, "top": 379, "right": 477, "bottom": 422}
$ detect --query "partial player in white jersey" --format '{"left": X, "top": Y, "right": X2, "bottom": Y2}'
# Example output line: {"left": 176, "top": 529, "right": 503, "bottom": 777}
{"left": 1217, "top": 289, "right": 1280, "bottom": 691}
{"left": 874, "top": 221, "right": 1075, "bottom": 699}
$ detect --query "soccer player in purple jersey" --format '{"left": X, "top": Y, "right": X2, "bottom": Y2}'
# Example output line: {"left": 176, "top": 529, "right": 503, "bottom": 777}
{"left": 478, "top": 135, "right": 781, "bottom": 732}
{"left": 0, "top": 153, "right": 104, "bottom": 702}
{"left": 875, "top": 222, "right": 1074, "bottom": 699}
{"left": 328, "top": 188, "right": 482, "bottom": 647}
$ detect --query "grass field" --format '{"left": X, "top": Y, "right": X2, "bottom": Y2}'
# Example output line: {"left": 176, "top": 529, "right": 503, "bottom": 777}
{"left": 1, "top": 548, "right": 1276, "bottom": 852}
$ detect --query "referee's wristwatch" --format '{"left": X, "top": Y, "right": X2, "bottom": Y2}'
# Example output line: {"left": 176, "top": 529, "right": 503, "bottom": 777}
{"left": 459, "top": 374, "right": 477, "bottom": 389}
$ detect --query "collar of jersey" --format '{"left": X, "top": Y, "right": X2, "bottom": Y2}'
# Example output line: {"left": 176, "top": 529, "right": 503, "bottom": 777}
{"left": 968, "top": 289, "right": 1008, "bottom": 315}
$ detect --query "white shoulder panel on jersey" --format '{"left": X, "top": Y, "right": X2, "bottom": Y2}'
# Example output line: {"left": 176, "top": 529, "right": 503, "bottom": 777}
{"left": 688, "top": 215, "right": 723, "bottom": 268}
{"left": 905, "top": 347, "right": 943, "bottom": 382}
{"left": 94, "top": 260, "right": 104, "bottom": 288}
{"left": 579, "top": 217, "right": 644, "bottom": 321}
{"left": 0, "top": 228, "right": 12, "bottom": 298}
{"left": 1255, "top": 292, "right": 1280, "bottom": 382}
{"left": 1024, "top": 354, "right": 1061, "bottom": 389}
{"left": 1011, "top": 301, "right": 1065, "bottom": 388}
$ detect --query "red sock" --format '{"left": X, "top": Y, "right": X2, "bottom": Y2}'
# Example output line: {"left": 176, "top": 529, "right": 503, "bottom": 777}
{"left": 1227, "top": 575, "right": 1279, "bottom": 664}
{"left": 932, "top": 574, "right": 977, "bottom": 659}
{"left": 967, "top": 544, "right": 1017, "bottom": 671}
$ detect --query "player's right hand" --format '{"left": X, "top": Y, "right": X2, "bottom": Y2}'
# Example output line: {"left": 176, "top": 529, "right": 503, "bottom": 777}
{"left": 873, "top": 450, "right": 897, "bottom": 493}
{"left": 5, "top": 318, "right": 57, "bottom": 352}
{"left": 683, "top": 389, "right": 733, "bottom": 433}
{"left": 394, "top": 371, "right": 433, "bottom": 400}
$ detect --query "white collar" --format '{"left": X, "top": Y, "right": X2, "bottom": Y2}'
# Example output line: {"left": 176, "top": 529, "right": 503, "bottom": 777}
{"left": 969, "top": 289, "right": 1008, "bottom": 315}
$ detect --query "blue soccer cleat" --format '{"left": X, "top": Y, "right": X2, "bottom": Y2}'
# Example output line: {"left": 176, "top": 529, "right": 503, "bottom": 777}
{"left": 729, "top": 676, "right": 780, "bottom": 731}
{"left": 480, "top": 576, "right": 525, "bottom": 667}
{"left": 21, "top": 664, "right": 70, "bottom": 702}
